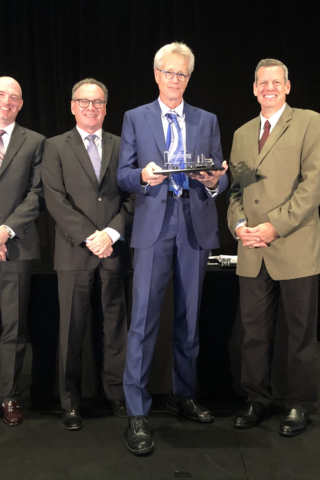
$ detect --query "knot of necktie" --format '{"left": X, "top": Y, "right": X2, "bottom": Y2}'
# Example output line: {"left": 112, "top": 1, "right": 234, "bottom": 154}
{"left": 0, "top": 129, "right": 6, "bottom": 138}
{"left": 166, "top": 112, "right": 181, "bottom": 131}
{"left": 264, "top": 120, "right": 271, "bottom": 132}
{"left": 86, "top": 134, "right": 97, "bottom": 142}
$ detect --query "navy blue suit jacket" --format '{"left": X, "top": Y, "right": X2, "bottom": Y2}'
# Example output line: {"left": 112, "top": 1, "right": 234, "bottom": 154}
{"left": 117, "top": 100, "right": 227, "bottom": 250}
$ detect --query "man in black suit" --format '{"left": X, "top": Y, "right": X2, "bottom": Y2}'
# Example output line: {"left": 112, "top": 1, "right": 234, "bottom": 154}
{"left": 42, "top": 78, "right": 134, "bottom": 430}
{"left": 0, "top": 76, "right": 45, "bottom": 426}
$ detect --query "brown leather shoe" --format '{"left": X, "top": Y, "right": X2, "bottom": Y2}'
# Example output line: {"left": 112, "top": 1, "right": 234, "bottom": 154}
{"left": 1, "top": 401, "right": 23, "bottom": 426}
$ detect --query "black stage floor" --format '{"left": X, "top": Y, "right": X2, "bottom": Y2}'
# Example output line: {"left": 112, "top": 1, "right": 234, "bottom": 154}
{"left": 1, "top": 346, "right": 320, "bottom": 480}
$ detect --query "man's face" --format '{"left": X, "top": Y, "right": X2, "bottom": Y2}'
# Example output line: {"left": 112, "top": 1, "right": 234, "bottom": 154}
{"left": 154, "top": 54, "right": 190, "bottom": 107}
{"left": 71, "top": 84, "right": 106, "bottom": 133}
{"left": 0, "top": 77, "right": 23, "bottom": 127}
{"left": 253, "top": 66, "right": 291, "bottom": 116}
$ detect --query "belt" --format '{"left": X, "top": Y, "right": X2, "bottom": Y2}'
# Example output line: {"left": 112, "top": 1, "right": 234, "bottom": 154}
{"left": 167, "top": 190, "right": 190, "bottom": 199}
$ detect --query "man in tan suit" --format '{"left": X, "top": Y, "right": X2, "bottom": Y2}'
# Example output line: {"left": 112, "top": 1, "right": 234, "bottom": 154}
{"left": 227, "top": 59, "right": 320, "bottom": 436}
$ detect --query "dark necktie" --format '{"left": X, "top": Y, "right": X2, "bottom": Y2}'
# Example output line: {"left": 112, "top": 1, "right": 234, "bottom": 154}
{"left": 0, "top": 130, "right": 6, "bottom": 167}
{"left": 259, "top": 120, "right": 271, "bottom": 152}
{"left": 86, "top": 134, "right": 101, "bottom": 181}
{"left": 166, "top": 112, "right": 186, "bottom": 197}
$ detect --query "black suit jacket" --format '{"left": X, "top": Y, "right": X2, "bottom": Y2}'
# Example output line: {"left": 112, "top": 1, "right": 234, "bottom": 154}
{"left": 41, "top": 127, "right": 134, "bottom": 271}
{"left": 0, "top": 123, "right": 45, "bottom": 261}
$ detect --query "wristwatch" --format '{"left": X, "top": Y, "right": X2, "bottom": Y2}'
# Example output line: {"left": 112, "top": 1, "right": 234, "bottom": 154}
{"left": 1, "top": 226, "right": 14, "bottom": 239}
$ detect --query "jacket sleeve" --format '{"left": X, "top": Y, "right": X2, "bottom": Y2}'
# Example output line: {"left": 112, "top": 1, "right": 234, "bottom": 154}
{"left": 4, "top": 136, "right": 45, "bottom": 239}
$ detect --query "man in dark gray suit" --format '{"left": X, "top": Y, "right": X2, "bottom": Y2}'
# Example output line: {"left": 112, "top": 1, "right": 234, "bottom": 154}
{"left": 42, "top": 78, "right": 134, "bottom": 430}
{"left": 0, "top": 76, "right": 45, "bottom": 426}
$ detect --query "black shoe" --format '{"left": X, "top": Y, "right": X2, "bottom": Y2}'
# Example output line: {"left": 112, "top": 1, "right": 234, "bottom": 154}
{"left": 60, "top": 409, "right": 83, "bottom": 430}
{"left": 279, "top": 408, "right": 308, "bottom": 437}
{"left": 166, "top": 393, "right": 214, "bottom": 423}
{"left": 233, "top": 401, "right": 267, "bottom": 428}
{"left": 108, "top": 399, "right": 128, "bottom": 418}
{"left": 126, "top": 416, "right": 154, "bottom": 455}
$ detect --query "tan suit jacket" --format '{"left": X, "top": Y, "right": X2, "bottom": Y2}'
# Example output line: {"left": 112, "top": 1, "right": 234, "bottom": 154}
{"left": 227, "top": 104, "right": 320, "bottom": 280}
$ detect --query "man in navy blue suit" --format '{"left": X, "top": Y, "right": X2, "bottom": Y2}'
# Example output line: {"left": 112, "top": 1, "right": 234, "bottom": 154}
{"left": 117, "top": 42, "right": 228, "bottom": 455}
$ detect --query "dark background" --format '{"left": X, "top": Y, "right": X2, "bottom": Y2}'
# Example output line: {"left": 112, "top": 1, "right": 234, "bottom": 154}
{"left": 1, "top": 0, "right": 320, "bottom": 268}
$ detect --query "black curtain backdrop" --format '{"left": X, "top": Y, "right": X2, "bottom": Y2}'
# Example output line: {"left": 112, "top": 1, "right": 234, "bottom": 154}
{"left": 1, "top": 0, "right": 320, "bottom": 269}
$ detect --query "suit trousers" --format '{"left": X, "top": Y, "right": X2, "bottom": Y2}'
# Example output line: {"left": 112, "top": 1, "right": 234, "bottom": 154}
{"left": 124, "top": 198, "right": 210, "bottom": 417}
{"left": 58, "top": 264, "right": 127, "bottom": 411}
{"left": 239, "top": 262, "right": 318, "bottom": 411}
{"left": 0, "top": 260, "right": 32, "bottom": 402}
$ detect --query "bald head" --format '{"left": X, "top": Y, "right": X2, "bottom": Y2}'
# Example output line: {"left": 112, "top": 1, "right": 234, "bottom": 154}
{"left": 0, "top": 77, "right": 23, "bottom": 127}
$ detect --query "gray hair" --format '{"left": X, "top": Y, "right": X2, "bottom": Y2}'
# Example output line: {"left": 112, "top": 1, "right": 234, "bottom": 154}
{"left": 154, "top": 42, "right": 195, "bottom": 74}
{"left": 72, "top": 78, "right": 108, "bottom": 103}
{"left": 255, "top": 59, "right": 289, "bottom": 84}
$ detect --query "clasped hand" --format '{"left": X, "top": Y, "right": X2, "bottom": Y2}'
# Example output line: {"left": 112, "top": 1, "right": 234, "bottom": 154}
{"left": 0, "top": 226, "right": 9, "bottom": 261}
{"left": 87, "top": 230, "right": 113, "bottom": 258}
{"left": 236, "top": 222, "right": 279, "bottom": 248}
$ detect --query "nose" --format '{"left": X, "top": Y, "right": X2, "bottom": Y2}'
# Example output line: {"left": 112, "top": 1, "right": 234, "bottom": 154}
{"left": 266, "top": 82, "right": 275, "bottom": 90}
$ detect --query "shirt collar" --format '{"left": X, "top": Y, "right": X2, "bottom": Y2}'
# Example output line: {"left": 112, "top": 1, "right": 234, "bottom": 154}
{"left": 0, "top": 122, "right": 15, "bottom": 135}
{"left": 260, "top": 103, "right": 286, "bottom": 129}
{"left": 158, "top": 97, "right": 184, "bottom": 118}
{"left": 76, "top": 125, "right": 103, "bottom": 141}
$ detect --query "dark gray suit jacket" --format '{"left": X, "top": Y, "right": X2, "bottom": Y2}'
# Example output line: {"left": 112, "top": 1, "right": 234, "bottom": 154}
{"left": 42, "top": 127, "right": 134, "bottom": 271}
{"left": 0, "top": 123, "right": 45, "bottom": 261}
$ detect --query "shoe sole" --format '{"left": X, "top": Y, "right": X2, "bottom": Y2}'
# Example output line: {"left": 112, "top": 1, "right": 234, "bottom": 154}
{"left": 60, "top": 421, "right": 83, "bottom": 431}
{"left": 166, "top": 405, "right": 214, "bottom": 423}
{"left": 126, "top": 442, "right": 154, "bottom": 455}
{"left": 279, "top": 427, "right": 306, "bottom": 437}
{"left": 3, "top": 418, "right": 22, "bottom": 426}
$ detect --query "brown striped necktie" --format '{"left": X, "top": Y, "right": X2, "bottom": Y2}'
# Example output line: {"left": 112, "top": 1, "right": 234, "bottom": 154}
{"left": 259, "top": 120, "right": 271, "bottom": 152}
{"left": 0, "top": 130, "right": 6, "bottom": 167}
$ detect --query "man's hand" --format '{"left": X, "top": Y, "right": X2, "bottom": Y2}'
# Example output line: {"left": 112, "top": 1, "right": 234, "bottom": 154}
{"left": 141, "top": 162, "right": 166, "bottom": 186}
{"left": 98, "top": 246, "right": 113, "bottom": 258}
{"left": 87, "top": 230, "right": 113, "bottom": 256}
{"left": 236, "top": 222, "right": 279, "bottom": 248}
{"left": 0, "top": 244, "right": 7, "bottom": 261}
{"left": 188, "top": 161, "right": 228, "bottom": 189}
{"left": 0, "top": 226, "right": 9, "bottom": 246}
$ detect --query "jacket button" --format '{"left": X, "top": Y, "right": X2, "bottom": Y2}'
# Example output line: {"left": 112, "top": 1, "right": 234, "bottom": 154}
{"left": 65, "top": 233, "right": 68, "bottom": 236}
{"left": 161, "top": 199, "right": 166, "bottom": 204}
{"left": 254, "top": 199, "right": 259, "bottom": 204}
{"left": 98, "top": 197, "right": 102, "bottom": 202}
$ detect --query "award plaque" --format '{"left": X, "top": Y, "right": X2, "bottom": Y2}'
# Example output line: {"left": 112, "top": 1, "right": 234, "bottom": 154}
{"left": 153, "top": 152, "right": 225, "bottom": 175}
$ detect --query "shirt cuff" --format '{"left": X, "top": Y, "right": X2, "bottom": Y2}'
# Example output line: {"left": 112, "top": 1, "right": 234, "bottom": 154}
{"left": 205, "top": 184, "right": 219, "bottom": 199}
{"left": 2, "top": 225, "right": 15, "bottom": 238}
{"left": 103, "top": 227, "right": 121, "bottom": 244}
{"left": 235, "top": 219, "right": 246, "bottom": 239}
{"left": 141, "top": 183, "right": 150, "bottom": 195}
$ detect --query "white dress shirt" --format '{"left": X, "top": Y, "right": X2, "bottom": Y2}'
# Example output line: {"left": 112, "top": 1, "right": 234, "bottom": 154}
{"left": 1, "top": 122, "right": 16, "bottom": 238}
{"left": 76, "top": 126, "right": 120, "bottom": 245}
{"left": 259, "top": 103, "right": 286, "bottom": 139}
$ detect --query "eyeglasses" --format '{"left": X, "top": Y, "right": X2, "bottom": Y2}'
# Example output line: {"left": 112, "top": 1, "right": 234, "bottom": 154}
{"left": 156, "top": 69, "right": 190, "bottom": 82}
{"left": 73, "top": 99, "right": 106, "bottom": 109}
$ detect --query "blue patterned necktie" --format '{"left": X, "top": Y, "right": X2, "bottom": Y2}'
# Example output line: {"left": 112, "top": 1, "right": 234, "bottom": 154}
{"left": 86, "top": 134, "right": 101, "bottom": 181}
{"left": 166, "top": 112, "right": 186, "bottom": 197}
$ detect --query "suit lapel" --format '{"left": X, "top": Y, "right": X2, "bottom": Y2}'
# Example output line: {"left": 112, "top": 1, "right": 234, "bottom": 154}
{"left": 67, "top": 127, "right": 98, "bottom": 187}
{"left": 99, "top": 130, "right": 114, "bottom": 184}
{"left": 0, "top": 124, "right": 27, "bottom": 177}
{"left": 184, "top": 102, "right": 200, "bottom": 157}
{"left": 255, "top": 104, "right": 292, "bottom": 168}
{"left": 145, "top": 100, "right": 166, "bottom": 162}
